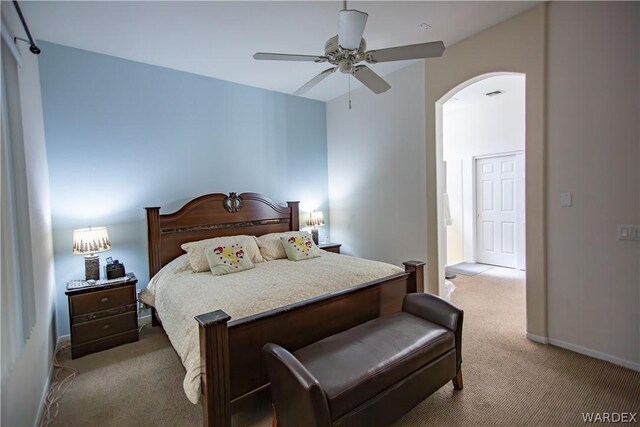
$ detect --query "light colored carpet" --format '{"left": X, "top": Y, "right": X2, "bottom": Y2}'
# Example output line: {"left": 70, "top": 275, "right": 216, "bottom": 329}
{"left": 445, "top": 262, "right": 494, "bottom": 276}
{"left": 51, "top": 268, "right": 640, "bottom": 427}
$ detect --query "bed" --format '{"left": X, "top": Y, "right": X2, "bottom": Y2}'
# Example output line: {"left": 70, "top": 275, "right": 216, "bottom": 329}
{"left": 143, "top": 192, "right": 425, "bottom": 427}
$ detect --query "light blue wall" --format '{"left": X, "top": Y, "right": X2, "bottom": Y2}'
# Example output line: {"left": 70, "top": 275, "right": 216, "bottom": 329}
{"left": 38, "top": 42, "right": 328, "bottom": 336}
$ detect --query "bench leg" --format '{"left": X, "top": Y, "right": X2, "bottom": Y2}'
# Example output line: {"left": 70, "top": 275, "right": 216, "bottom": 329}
{"left": 452, "top": 370, "right": 463, "bottom": 390}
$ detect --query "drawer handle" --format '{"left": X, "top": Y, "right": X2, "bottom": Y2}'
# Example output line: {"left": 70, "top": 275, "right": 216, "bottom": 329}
{"left": 100, "top": 297, "right": 109, "bottom": 303}
{"left": 103, "top": 324, "right": 110, "bottom": 330}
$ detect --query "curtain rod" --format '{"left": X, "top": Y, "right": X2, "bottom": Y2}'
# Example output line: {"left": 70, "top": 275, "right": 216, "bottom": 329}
{"left": 12, "top": 0, "right": 40, "bottom": 55}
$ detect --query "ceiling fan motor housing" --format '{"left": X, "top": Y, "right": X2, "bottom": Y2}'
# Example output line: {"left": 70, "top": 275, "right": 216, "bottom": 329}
{"left": 325, "top": 35, "right": 367, "bottom": 57}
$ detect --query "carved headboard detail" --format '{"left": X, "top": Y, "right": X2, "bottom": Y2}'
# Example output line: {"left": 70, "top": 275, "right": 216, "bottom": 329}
{"left": 145, "top": 192, "right": 299, "bottom": 277}
{"left": 223, "top": 192, "right": 243, "bottom": 213}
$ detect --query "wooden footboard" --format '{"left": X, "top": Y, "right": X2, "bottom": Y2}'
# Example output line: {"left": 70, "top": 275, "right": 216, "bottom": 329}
{"left": 196, "top": 261, "right": 425, "bottom": 427}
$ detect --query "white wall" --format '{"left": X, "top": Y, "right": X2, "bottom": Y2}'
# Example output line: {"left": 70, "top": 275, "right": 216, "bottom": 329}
{"left": 546, "top": 2, "right": 640, "bottom": 369}
{"left": 443, "top": 75, "right": 525, "bottom": 264}
{"left": 0, "top": 5, "right": 57, "bottom": 427}
{"left": 326, "top": 62, "right": 427, "bottom": 267}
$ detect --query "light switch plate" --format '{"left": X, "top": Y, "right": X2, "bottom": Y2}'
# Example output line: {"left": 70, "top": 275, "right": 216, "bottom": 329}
{"left": 560, "top": 192, "right": 572, "bottom": 207}
{"left": 618, "top": 224, "right": 640, "bottom": 241}
{"left": 619, "top": 225, "right": 630, "bottom": 239}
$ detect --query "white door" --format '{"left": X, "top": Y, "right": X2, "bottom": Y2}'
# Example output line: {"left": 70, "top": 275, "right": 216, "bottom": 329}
{"left": 476, "top": 155, "right": 518, "bottom": 268}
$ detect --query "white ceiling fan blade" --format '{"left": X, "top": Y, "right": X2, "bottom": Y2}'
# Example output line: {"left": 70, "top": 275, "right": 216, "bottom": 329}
{"left": 294, "top": 67, "right": 337, "bottom": 95}
{"left": 352, "top": 65, "right": 391, "bottom": 94}
{"left": 366, "top": 41, "right": 445, "bottom": 63}
{"left": 253, "top": 53, "right": 328, "bottom": 63}
{"left": 338, "top": 10, "right": 368, "bottom": 51}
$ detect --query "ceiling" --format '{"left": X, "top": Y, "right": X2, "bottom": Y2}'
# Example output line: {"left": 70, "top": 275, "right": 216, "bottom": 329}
{"left": 18, "top": 1, "right": 539, "bottom": 102}
{"left": 444, "top": 74, "right": 526, "bottom": 111}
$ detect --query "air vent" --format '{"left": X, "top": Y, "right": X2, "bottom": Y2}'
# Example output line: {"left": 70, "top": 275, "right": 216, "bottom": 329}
{"left": 485, "top": 90, "right": 505, "bottom": 97}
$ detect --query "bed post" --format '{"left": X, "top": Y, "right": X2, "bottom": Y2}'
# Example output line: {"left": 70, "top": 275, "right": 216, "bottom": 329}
{"left": 146, "top": 207, "right": 162, "bottom": 327}
{"left": 287, "top": 201, "right": 299, "bottom": 231}
{"left": 195, "top": 310, "right": 232, "bottom": 427}
{"left": 145, "top": 207, "right": 162, "bottom": 277}
{"left": 403, "top": 260, "right": 425, "bottom": 293}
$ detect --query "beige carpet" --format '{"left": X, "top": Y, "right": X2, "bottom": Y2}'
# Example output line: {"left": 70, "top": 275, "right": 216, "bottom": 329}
{"left": 51, "top": 268, "right": 639, "bottom": 427}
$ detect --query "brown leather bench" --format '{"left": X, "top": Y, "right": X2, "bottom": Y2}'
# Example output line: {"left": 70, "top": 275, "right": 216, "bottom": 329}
{"left": 263, "top": 293, "right": 463, "bottom": 427}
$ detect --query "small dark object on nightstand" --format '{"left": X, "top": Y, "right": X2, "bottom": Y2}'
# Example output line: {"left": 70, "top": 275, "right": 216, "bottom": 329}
{"left": 106, "top": 260, "right": 126, "bottom": 279}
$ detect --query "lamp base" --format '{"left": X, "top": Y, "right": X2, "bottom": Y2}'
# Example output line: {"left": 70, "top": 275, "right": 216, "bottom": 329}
{"left": 311, "top": 229, "right": 319, "bottom": 245}
{"left": 84, "top": 255, "right": 100, "bottom": 280}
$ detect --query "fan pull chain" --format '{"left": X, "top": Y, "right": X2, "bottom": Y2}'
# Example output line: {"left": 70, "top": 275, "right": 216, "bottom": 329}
{"left": 348, "top": 74, "right": 352, "bottom": 110}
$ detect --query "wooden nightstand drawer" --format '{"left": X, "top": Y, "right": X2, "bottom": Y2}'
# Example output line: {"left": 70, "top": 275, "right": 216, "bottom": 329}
{"left": 319, "top": 243, "right": 341, "bottom": 254}
{"left": 72, "top": 311, "right": 137, "bottom": 345}
{"left": 69, "top": 285, "right": 135, "bottom": 316}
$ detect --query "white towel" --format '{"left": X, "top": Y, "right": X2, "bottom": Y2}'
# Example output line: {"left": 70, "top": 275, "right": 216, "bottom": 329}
{"left": 444, "top": 280, "right": 456, "bottom": 301}
{"left": 444, "top": 193, "right": 453, "bottom": 226}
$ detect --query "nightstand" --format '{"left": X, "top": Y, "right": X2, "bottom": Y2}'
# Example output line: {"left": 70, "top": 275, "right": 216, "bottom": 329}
{"left": 319, "top": 242, "right": 341, "bottom": 254}
{"left": 65, "top": 274, "right": 139, "bottom": 359}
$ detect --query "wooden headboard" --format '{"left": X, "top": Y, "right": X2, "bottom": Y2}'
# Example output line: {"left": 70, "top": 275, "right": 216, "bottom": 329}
{"left": 145, "top": 192, "right": 299, "bottom": 277}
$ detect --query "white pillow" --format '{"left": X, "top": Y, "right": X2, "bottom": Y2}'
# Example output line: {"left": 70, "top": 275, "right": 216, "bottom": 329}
{"left": 181, "top": 235, "right": 263, "bottom": 272}
{"left": 280, "top": 234, "right": 322, "bottom": 261}
{"left": 256, "top": 231, "right": 313, "bottom": 261}
{"left": 205, "top": 244, "right": 255, "bottom": 275}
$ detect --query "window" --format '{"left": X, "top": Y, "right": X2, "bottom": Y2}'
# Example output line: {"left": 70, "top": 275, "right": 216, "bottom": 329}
{"left": 1, "top": 32, "right": 36, "bottom": 382}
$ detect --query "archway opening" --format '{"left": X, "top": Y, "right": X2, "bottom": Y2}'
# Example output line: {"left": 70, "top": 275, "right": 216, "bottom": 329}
{"left": 436, "top": 72, "right": 526, "bottom": 306}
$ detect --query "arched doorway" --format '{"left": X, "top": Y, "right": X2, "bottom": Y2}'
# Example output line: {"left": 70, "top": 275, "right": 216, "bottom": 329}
{"left": 439, "top": 73, "right": 526, "bottom": 298}
{"left": 423, "top": 4, "right": 547, "bottom": 342}
{"left": 438, "top": 73, "right": 526, "bottom": 272}
{"left": 427, "top": 67, "right": 546, "bottom": 342}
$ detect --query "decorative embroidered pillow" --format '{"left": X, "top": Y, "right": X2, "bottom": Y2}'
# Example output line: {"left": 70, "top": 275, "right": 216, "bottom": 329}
{"left": 257, "top": 231, "right": 313, "bottom": 261}
{"left": 280, "top": 235, "right": 322, "bottom": 261}
{"left": 205, "top": 244, "right": 255, "bottom": 275}
{"left": 181, "top": 235, "right": 263, "bottom": 272}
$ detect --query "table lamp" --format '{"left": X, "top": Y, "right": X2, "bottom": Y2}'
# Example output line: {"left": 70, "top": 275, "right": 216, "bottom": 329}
{"left": 73, "top": 226, "right": 111, "bottom": 280}
{"left": 305, "top": 211, "right": 324, "bottom": 245}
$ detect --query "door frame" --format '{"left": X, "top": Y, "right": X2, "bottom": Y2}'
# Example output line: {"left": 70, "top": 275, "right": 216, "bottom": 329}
{"left": 472, "top": 150, "right": 525, "bottom": 268}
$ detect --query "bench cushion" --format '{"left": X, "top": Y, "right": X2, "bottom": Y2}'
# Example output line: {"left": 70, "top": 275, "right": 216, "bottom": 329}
{"left": 293, "top": 312, "right": 455, "bottom": 419}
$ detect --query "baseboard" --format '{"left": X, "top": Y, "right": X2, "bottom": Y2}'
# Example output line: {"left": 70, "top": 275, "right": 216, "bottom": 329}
{"left": 34, "top": 360, "right": 54, "bottom": 427}
{"left": 526, "top": 333, "right": 549, "bottom": 344}
{"left": 548, "top": 338, "right": 640, "bottom": 372}
{"left": 57, "top": 334, "right": 70, "bottom": 346}
{"left": 38, "top": 336, "right": 70, "bottom": 426}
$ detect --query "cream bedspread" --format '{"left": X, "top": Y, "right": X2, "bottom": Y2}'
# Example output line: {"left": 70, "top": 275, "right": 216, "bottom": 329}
{"left": 139, "top": 252, "right": 404, "bottom": 404}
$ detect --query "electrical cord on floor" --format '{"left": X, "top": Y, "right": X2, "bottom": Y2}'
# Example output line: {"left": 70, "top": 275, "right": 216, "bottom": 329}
{"left": 138, "top": 322, "right": 147, "bottom": 333}
{"left": 40, "top": 341, "right": 78, "bottom": 427}
{"left": 40, "top": 318, "right": 149, "bottom": 426}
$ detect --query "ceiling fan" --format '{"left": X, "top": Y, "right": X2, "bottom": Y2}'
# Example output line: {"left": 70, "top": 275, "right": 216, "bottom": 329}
{"left": 253, "top": 1, "right": 445, "bottom": 96}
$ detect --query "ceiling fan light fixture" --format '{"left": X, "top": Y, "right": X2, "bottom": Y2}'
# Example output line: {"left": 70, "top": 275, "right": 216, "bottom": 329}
{"left": 338, "top": 10, "right": 368, "bottom": 51}
{"left": 338, "top": 58, "right": 353, "bottom": 73}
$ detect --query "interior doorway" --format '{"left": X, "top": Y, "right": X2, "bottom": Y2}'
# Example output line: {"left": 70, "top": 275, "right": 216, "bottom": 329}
{"left": 442, "top": 74, "right": 526, "bottom": 274}
{"left": 475, "top": 153, "right": 525, "bottom": 269}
